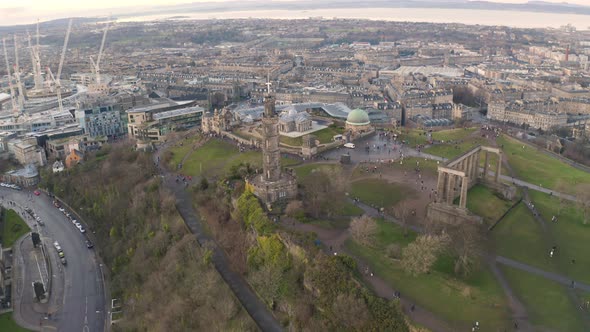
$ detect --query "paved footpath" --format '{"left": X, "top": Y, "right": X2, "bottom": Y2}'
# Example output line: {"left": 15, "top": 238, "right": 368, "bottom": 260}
{"left": 154, "top": 141, "right": 283, "bottom": 332}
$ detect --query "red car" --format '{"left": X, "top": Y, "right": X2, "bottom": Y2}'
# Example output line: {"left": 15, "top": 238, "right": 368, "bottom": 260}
{"left": 33, "top": 190, "right": 41, "bottom": 196}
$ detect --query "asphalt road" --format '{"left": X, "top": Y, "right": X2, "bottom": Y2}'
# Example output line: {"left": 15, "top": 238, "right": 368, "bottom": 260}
{"left": 1, "top": 187, "right": 106, "bottom": 332}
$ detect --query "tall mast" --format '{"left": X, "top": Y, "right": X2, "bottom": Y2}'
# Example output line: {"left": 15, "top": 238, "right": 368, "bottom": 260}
{"left": 2, "top": 38, "right": 18, "bottom": 115}
{"left": 94, "top": 20, "right": 109, "bottom": 85}
{"left": 13, "top": 35, "right": 25, "bottom": 110}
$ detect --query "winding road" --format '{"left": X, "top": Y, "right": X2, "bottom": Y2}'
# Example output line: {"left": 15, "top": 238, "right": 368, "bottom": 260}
{"left": 0, "top": 187, "right": 107, "bottom": 332}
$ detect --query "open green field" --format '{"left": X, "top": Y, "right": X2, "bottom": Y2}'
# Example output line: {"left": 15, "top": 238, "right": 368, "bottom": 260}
{"left": 346, "top": 220, "right": 511, "bottom": 330}
{"left": 501, "top": 266, "right": 589, "bottom": 331}
{"left": 399, "top": 129, "right": 429, "bottom": 147}
{"left": 491, "top": 202, "right": 555, "bottom": 273}
{"left": 1, "top": 209, "right": 30, "bottom": 248}
{"left": 280, "top": 126, "right": 344, "bottom": 146}
{"left": 431, "top": 127, "right": 476, "bottom": 142}
{"left": 293, "top": 163, "right": 341, "bottom": 180}
{"left": 174, "top": 139, "right": 299, "bottom": 178}
{"left": 424, "top": 137, "right": 488, "bottom": 160}
{"left": 466, "top": 185, "right": 515, "bottom": 225}
{"left": 386, "top": 157, "right": 439, "bottom": 175}
{"left": 498, "top": 135, "right": 590, "bottom": 194}
{"left": 0, "top": 313, "right": 29, "bottom": 332}
{"left": 528, "top": 190, "right": 590, "bottom": 284}
{"left": 350, "top": 179, "right": 417, "bottom": 209}
{"left": 167, "top": 136, "right": 202, "bottom": 169}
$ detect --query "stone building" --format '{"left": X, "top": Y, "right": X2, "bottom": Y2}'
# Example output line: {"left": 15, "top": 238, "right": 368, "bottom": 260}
{"left": 345, "top": 109, "right": 372, "bottom": 137}
{"left": 2, "top": 164, "right": 39, "bottom": 187}
{"left": 247, "top": 94, "right": 298, "bottom": 208}
{"left": 487, "top": 100, "right": 567, "bottom": 130}
{"left": 201, "top": 108, "right": 237, "bottom": 135}
{"left": 278, "top": 108, "right": 312, "bottom": 133}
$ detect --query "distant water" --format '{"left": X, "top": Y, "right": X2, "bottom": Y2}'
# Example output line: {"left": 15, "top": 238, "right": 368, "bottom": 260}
{"left": 118, "top": 7, "right": 590, "bottom": 30}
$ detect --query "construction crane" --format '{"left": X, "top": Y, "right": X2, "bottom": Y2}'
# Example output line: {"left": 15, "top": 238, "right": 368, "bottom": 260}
{"left": 27, "top": 32, "right": 43, "bottom": 90}
{"left": 47, "top": 19, "right": 72, "bottom": 113}
{"left": 13, "top": 35, "right": 25, "bottom": 110}
{"left": 90, "top": 20, "right": 109, "bottom": 85}
{"left": 2, "top": 38, "right": 18, "bottom": 115}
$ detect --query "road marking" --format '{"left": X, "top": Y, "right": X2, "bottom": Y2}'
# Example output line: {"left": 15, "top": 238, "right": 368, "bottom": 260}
{"left": 34, "top": 252, "right": 46, "bottom": 286}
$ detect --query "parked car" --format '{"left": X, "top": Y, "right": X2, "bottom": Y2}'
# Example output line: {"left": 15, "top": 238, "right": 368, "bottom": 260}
{"left": 58, "top": 251, "right": 65, "bottom": 259}
{"left": 60, "top": 257, "right": 67, "bottom": 265}
{"left": 86, "top": 240, "right": 94, "bottom": 249}
{"left": 33, "top": 190, "right": 41, "bottom": 196}
{"left": 78, "top": 226, "right": 86, "bottom": 234}
{"left": 53, "top": 241, "right": 62, "bottom": 252}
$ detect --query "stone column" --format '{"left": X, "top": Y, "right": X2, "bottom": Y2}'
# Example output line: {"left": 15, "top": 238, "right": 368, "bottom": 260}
{"left": 436, "top": 171, "right": 445, "bottom": 203}
{"left": 460, "top": 176, "right": 469, "bottom": 208}
{"left": 465, "top": 155, "right": 473, "bottom": 177}
{"left": 483, "top": 151, "right": 489, "bottom": 180}
{"left": 472, "top": 151, "right": 479, "bottom": 181}
{"left": 495, "top": 152, "right": 502, "bottom": 182}
{"left": 446, "top": 174, "right": 455, "bottom": 205}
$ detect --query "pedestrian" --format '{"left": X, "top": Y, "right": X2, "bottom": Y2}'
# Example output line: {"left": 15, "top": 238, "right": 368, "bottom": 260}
{"left": 410, "top": 304, "right": 415, "bottom": 312}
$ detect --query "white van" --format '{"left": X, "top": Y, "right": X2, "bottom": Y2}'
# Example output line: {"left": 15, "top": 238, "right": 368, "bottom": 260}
{"left": 344, "top": 143, "right": 355, "bottom": 149}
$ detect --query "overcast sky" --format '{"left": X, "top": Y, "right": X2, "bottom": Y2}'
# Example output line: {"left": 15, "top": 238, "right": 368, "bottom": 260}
{"left": 1, "top": 0, "right": 589, "bottom": 26}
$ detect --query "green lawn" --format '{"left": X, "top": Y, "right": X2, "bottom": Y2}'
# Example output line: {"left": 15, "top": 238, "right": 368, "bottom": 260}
{"left": 528, "top": 190, "right": 590, "bottom": 284}
{"left": 400, "top": 129, "right": 429, "bottom": 147}
{"left": 279, "top": 126, "right": 344, "bottom": 147}
{"left": 314, "top": 126, "right": 345, "bottom": 144}
{"left": 424, "top": 137, "right": 488, "bottom": 160}
{"left": 498, "top": 135, "right": 590, "bottom": 194}
{"left": 177, "top": 139, "right": 298, "bottom": 178}
{"left": 293, "top": 163, "right": 341, "bottom": 180}
{"left": 279, "top": 135, "right": 303, "bottom": 146}
{"left": 1, "top": 209, "right": 30, "bottom": 248}
{"left": 0, "top": 313, "right": 29, "bottom": 332}
{"left": 167, "top": 136, "right": 202, "bottom": 169}
{"left": 341, "top": 201, "right": 364, "bottom": 216}
{"left": 386, "top": 157, "right": 439, "bottom": 175}
{"left": 491, "top": 195, "right": 590, "bottom": 280}
{"left": 501, "top": 266, "right": 589, "bottom": 332}
{"left": 346, "top": 220, "right": 511, "bottom": 330}
{"left": 350, "top": 179, "right": 416, "bottom": 209}
{"left": 466, "top": 185, "right": 514, "bottom": 225}
{"left": 432, "top": 127, "right": 476, "bottom": 142}
{"left": 492, "top": 202, "right": 555, "bottom": 274}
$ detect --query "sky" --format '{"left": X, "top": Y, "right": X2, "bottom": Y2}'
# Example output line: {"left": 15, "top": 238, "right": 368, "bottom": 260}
{"left": 1, "top": 0, "right": 589, "bottom": 26}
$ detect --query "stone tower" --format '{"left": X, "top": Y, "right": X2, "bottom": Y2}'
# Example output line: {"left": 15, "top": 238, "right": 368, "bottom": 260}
{"left": 247, "top": 93, "right": 298, "bottom": 208}
{"left": 262, "top": 95, "right": 281, "bottom": 181}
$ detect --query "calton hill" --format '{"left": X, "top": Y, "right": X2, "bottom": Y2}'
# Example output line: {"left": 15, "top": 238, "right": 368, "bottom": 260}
{"left": 39, "top": 123, "right": 590, "bottom": 331}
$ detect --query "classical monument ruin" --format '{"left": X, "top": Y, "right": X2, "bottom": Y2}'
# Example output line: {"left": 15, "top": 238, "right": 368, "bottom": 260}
{"left": 427, "top": 145, "right": 516, "bottom": 225}
{"left": 247, "top": 93, "right": 298, "bottom": 208}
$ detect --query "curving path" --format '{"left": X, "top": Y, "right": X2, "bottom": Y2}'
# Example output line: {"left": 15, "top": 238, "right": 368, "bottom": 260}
{"left": 154, "top": 140, "right": 282, "bottom": 332}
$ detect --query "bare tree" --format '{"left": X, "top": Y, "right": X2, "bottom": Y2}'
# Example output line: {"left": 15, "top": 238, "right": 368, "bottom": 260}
{"left": 349, "top": 215, "right": 378, "bottom": 247}
{"left": 301, "top": 168, "right": 348, "bottom": 218}
{"left": 391, "top": 200, "right": 412, "bottom": 236}
{"left": 401, "top": 234, "right": 449, "bottom": 276}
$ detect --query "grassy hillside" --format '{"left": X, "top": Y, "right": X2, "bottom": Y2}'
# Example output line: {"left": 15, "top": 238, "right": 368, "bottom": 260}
{"left": 40, "top": 142, "right": 256, "bottom": 331}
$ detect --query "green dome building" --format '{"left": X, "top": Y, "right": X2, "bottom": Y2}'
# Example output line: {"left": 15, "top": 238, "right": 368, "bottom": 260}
{"left": 345, "top": 108, "right": 371, "bottom": 135}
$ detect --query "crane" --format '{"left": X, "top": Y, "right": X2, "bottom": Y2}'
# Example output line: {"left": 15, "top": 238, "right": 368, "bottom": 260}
{"left": 27, "top": 32, "right": 43, "bottom": 90}
{"left": 2, "top": 38, "right": 18, "bottom": 115}
{"left": 13, "top": 35, "right": 25, "bottom": 110}
{"left": 47, "top": 19, "right": 72, "bottom": 113}
{"left": 90, "top": 20, "right": 109, "bottom": 85}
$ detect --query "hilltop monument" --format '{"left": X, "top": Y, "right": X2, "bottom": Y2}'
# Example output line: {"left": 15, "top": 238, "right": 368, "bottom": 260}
{"left": 246, "top": 86, "right": 297, "bottom": 208}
